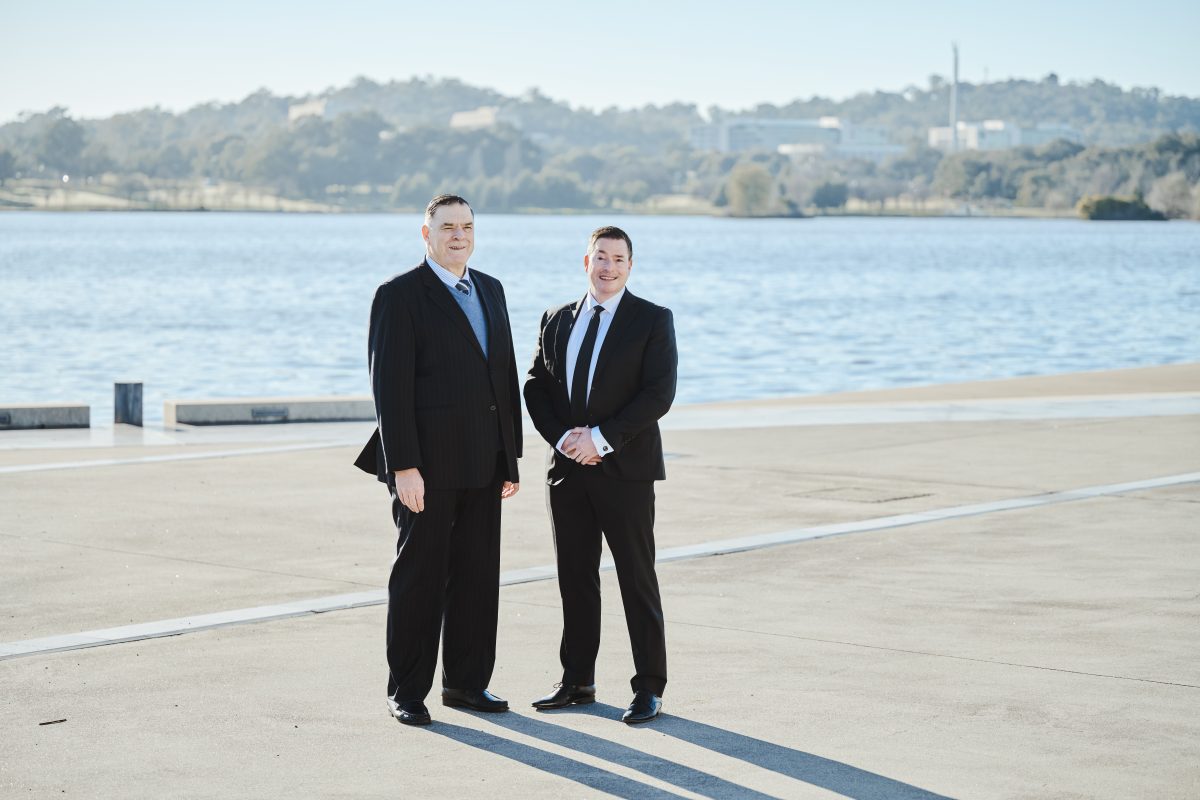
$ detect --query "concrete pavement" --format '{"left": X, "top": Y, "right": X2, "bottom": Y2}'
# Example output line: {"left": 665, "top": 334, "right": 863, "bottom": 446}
{"left": 2, "top": 364, "right": 1198, "bottom": 798}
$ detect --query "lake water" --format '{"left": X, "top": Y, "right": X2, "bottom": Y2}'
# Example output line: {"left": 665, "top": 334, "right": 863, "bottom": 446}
{"left": 1, "top": 212, "right": 1197, "bottom": 425}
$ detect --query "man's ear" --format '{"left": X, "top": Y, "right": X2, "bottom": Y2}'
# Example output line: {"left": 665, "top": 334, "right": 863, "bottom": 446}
{"left": 583, "top": 253, "right": 591, "bottom": 271}
{"left": 421, "top": 224, "right": 430, "bottom": 244}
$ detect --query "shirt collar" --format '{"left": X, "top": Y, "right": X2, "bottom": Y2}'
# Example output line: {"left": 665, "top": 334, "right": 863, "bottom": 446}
{"left": 584, "top": 288, "right": 625, "bottom": 316}
{"left": 427, "top": 255, "right": 470, "bottom": 290}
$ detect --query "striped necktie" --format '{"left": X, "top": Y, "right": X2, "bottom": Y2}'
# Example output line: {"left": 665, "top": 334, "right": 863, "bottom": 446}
{"left": 455, "top": 279, "right": 470, "bottom": 295}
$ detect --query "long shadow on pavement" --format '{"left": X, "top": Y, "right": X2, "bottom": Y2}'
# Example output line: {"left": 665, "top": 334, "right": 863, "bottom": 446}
{"left": 542, "top": 702, "right": 956, "bottom": 800}
{"left": 428, "top": 722, "right": 687, "bottom": 799}
{"left": 478, "top": 709, "right": 781, "bottom": 799}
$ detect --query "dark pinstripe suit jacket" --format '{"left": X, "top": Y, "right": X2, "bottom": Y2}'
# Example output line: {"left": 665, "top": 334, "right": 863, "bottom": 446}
{"left": 354, "top": 261, "right": 522, "bottom": 489}
{"left": 523, "top": 290, "right": 677, "bottom": 484}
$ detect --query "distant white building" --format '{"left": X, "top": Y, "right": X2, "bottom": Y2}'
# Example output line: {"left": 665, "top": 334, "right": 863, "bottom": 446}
{"left": 287, "top": 99, "right": 328, "bottom": 124}
{"left": 929, "top": 120, "right": 1083, "bottom": 151}
{"left": 783, "top": 120, "right": 906, "bottom": 161}
{"left": 691, "top": 118, "right": 839, "bottom": 153}
{"left": 693, "top": 117, "right": 903, "bottom": 161}
{"left": 450, "top": 106, "right": 500, "bottom": 129}
{"left": 449, "top": 106, "right": 523, "bottom": 130}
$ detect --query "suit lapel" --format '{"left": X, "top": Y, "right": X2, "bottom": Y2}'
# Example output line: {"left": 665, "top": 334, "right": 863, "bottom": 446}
{"left": 474, "top": 272, "right": 504, "bottom": 367}
{"left": 591, "top": 290, "right": 641, "bottom": 393}
{"left": 552, "top": 296, "right": 586, "bottom": 383}
{"left": 420, "top": 261, "right": 486, "bottom": 362}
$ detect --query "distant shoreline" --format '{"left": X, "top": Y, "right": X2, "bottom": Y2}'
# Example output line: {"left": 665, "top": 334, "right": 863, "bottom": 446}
{"left": 0, "top": 203, "right": 1083, "bottom": 220}
{"left": 0, "top": 178, "right": 1083, "bottom": 219}
{"left": 0, "top": 208, "right": 1085, "bottom": 219}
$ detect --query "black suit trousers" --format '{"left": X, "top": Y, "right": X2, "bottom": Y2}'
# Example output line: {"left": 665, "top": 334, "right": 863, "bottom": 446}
{"left": 386, "top": 455, "right": 504, "bottom": 702}
{"left": 548, "top": 466, "right": 667, "bottom": 696}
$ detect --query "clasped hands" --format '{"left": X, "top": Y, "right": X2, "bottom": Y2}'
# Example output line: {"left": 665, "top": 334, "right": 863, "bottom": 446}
{"left": 561, "top": 426, "right": 603, "bottom": 466}
{"left": 393, "top": 468, "right": 519, "bottom": 514}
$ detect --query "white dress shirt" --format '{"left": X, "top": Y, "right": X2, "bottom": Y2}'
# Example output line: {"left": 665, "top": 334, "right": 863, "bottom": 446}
{"left": 556, "top": 289, "right": 625, "bottom": 458}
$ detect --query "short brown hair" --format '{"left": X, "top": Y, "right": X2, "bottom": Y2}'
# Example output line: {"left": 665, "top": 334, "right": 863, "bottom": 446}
{"left": 425, "top": 194, "right": 472, "bottom": 222}
{"left": 588, "top": 225, "right": 633, "bottom": 261}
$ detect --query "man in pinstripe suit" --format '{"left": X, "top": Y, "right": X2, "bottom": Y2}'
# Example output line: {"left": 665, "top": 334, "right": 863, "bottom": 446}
{"left": 355, "top": 195, "right": 522, "bottom": 726}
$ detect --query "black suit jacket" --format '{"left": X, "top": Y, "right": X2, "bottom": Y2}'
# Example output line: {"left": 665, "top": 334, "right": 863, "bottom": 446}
{"left": 524, "top": 290, "right": 677, "bottom": 484}
{"left": 355, "top": 261, "right": 522, "bottom": 489}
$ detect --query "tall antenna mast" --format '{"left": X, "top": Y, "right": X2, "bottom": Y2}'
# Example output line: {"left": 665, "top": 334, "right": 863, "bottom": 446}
{"left": 950, "top": 42, "right": 959, "bottom": 152}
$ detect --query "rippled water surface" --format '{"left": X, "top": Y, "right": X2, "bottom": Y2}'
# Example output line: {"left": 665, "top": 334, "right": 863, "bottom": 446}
{"left": 1, "top": 212, "right": 1197, "bottom": 423}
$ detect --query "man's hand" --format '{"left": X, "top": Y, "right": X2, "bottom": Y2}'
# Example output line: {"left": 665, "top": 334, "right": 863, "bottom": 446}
{"left": 501, "top": 481, "right": 520, "bottom": 499}
{"left": 563, "top": 426, "right": 602, "bottom": 465}
{"left": 561, "top": 429, "right": 584, "bottom": 452}
{"left": 393, "top": 467, "right": 425, "bottom": 513}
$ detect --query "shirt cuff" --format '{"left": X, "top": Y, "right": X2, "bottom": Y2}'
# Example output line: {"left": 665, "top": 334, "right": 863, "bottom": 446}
{"left": 591, "top": 427, "right": 613, "bottom": 457}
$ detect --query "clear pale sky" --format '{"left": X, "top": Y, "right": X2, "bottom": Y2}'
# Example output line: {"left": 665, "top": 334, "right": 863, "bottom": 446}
{"left": 3, "top": 0, "right": 1198, "bottom": 124}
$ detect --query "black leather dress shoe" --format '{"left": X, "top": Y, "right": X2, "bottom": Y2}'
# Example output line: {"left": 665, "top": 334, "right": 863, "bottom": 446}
{"left": 441, "top": 687, "right": 509, "bottom": 712}
{"left": 531, "top": 683, "right": 597, "bottom": 709}
{"left": 387, "top": 698, "right": 432, "bottom": 726}
{"left": 621, "top": 690, "right": 662, "bottom": 724}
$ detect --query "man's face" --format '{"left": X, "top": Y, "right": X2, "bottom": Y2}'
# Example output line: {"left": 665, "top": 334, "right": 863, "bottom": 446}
{"left": 584, "top": 237, "right": 632, "bottom": 303}
{"left": 422, "top": 202, "right": 474, "bottom": 273}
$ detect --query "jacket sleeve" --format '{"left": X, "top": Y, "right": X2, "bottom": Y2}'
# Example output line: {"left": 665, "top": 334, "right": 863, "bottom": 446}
{"left": 597, "top": 307, "right": 678, "bottom": 456}
{"left": 523, "top": 309, "right": 570, "bottom": 448}
{"left": 368, "top": 284, "right": 422, "bottom": 474}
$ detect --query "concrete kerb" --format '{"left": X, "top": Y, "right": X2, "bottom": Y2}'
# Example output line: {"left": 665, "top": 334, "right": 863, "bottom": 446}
{"left": 0, "top": 403, "right": 89, "bottom": 430}
{"left": 163, "top": 395, "right": 374, "bottom": 426}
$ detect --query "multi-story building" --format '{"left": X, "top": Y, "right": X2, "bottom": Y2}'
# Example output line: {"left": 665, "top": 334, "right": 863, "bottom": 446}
{"left": 690, "top": 117, "right": 839, "bottom": 153}
{"left": 692, "top": 117, "right": 904, "bottom": 161}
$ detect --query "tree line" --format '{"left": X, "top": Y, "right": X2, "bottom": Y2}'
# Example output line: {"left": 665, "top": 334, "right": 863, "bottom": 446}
{"left": 0, "top": 75, "right": 1197, "bottom": 217}
{"left": 714, "top": 134, "right": 1200, "bottom": 218}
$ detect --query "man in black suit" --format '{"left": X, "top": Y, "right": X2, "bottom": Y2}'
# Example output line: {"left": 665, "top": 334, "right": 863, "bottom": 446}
{"left": 523, "top": 225, "right": 677, "bottom": 724}
{"left": 355, "top": 195, "right": 522, "bottom": 726}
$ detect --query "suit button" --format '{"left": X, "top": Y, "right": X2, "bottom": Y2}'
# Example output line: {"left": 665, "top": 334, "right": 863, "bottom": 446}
{"left": 489, "top": 404, "right": 497, "bottom": 411}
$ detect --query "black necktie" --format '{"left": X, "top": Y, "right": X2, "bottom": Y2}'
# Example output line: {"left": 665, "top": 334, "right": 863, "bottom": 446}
{"left": 570, "top": 306, "right": 604, "bottom": 424}
{"left": 455, "top": 279, "right": 470, "bottom": 295}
